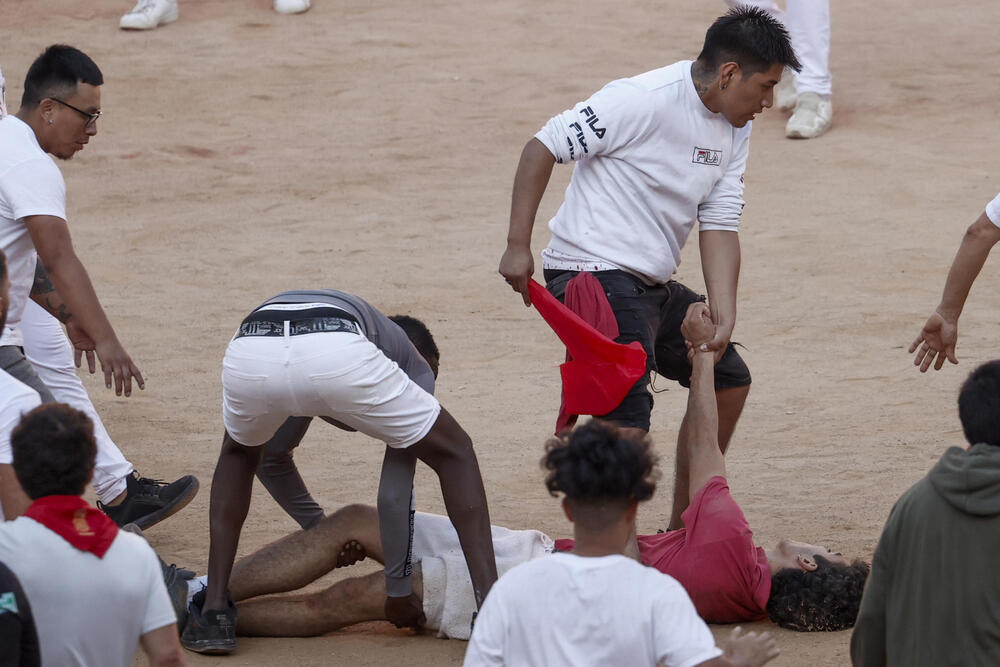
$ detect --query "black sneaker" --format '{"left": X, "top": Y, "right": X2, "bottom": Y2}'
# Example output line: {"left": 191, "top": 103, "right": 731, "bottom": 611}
{"left": 120, "top": 523, "right": 196, "bottom": 629}
{"left": 98, "top": 471, "right": 199, "bottom": 530}
{"left": 181, "top": 589, "right": 237, "bottom": 655}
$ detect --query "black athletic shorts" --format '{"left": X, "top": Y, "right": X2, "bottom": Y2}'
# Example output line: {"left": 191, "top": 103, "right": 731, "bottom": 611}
{"left": 544, "top": 269, "right": 752, "bottom": 431}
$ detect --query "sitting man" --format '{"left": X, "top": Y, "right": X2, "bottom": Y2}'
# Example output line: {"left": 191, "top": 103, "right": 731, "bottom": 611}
{"left": 165, "top": 303, "right": 867, "bottom": 639}
{"left": 0, "top": 403, "right": 184, "bottom": 667}
{"left": 851, "top": 359, "right": 1000, "bottom": 665}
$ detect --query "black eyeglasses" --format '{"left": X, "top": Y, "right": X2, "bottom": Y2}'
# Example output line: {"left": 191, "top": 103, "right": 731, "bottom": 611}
{"left": 50, "top": 98, "right": 102, "bottom": 128}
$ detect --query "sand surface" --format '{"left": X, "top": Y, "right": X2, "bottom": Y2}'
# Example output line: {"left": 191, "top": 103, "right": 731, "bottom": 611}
{"left": 3, "top": 0, "right": 999, "bottom": 665}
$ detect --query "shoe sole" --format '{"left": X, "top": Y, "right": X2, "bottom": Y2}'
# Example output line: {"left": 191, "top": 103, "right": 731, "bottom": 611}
{"left": 131, "top": 477, "right": 200, "bottom": 531}
{"left": 181, "top": 638, "right": 236, "bottom": 655}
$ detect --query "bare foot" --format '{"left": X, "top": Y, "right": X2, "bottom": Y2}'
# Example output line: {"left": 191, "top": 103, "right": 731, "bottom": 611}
{"left": 336, "top": 539, "right": 367, "bottom": 567}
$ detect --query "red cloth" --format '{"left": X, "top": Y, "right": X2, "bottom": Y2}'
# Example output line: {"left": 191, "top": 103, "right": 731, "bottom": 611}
{"left": 527, "top": 278, "right": 646, "bottom": 434}
{"left": 553, "top": 476, "right": 771, "bottom": 623}
{"left": 23, "top": 495, "right": 119, "bottom": 559}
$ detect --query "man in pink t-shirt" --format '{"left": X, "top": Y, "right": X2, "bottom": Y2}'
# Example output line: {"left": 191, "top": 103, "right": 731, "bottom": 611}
{"left": 558, "top": 303, "right": 870, "bottom": 631}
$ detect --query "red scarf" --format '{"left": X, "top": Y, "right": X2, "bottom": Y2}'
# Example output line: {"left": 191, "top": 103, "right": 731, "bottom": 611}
{"left": 23, "top": 495, "right": 119, "bottom": 558}
{"left": 528, "top": 278, "right": 647, "bottom": 435}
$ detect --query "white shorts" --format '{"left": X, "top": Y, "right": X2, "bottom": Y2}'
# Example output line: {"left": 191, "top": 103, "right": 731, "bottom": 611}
{"left": 221, "top": 330, "right": 441, "bottom": 448}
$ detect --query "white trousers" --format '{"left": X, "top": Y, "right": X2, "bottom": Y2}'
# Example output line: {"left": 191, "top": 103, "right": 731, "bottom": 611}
{"left": 726, "top": 0, "right": 832, "bottom": 96}
{"left": 222, "top": 329, "right": 441, "bottom": 448}
{"left": 21, "top": 300, "right": 132, "bottom": 502}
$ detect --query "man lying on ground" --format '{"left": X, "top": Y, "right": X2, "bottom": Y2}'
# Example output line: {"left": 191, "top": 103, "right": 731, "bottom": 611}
{"left": 162, "top": 304, "right": 868, "bottom": 639}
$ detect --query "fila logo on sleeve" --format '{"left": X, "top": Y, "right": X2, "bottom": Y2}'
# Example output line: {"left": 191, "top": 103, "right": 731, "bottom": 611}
{"left": 691, "top": 147, "right": 722, "bottom": 166}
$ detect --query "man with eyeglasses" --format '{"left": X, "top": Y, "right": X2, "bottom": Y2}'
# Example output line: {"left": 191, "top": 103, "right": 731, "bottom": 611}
{"left": 0, "top": 45, "right": 199, "bottom": 529}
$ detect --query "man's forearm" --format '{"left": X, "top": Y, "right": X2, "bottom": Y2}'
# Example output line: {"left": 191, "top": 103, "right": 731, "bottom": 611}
{"left": 688, "top": 352, "right": 720, "bottom": 454}
{"left": 41, "top": 252, "right": 116, "bottom": 342}
{"left": 29, "top": 260, "right": 74, "bottom": 324}
{"left": 205, "top": 435, "right": 263, "bottom": 611}
{"left": 377, "top": 447, "right": 417, "bottom": 597}
{"left": 937, "top": 214, "right": 1000, "bottom": 321}
{"left": 698, "top": 230, "right": 741, "bottom": 332}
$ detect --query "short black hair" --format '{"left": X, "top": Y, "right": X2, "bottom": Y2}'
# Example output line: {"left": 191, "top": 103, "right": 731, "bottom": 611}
{"left": 766, "top": 556, "right": 870, "bottom": 631}
{"left": 389, "top": 315, "right": 439, "bottom": 364}
{"left": 21, "top": 44, "right": 103, "bottom": 108}
{"left": 543, "top": 420, "right": 659, "bottom": 505}
{"left": 958, "top": 360, "right": 1000, "bottom": 447}
{"left": 11, "top": 403, "right": 97, "bottom": 499}
{"left": 697, "top": 6, "right": 801, "bottom": 75}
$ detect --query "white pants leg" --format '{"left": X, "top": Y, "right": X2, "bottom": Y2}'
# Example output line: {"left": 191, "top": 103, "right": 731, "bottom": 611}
{"left": 724, "top": 0, "right": 832, "bottom": 97}
{"left": 20, "top": 300, "right": 133, "bottom": 503}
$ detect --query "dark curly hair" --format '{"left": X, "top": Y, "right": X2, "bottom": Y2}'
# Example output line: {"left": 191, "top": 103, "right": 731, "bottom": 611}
{"left": 766, "top": 555, "right": 870, "bottom": 631}
{"left": 389, "top": 314, "right": 439, "bottom": 377}
{"left": 11, "top": 403, "right": 96, "bottom": 499}
{"left": 958, "top": 359, "right": 1000, "bottom": 447}
{"left": 542, "top": 420, "right": 659, "bottom": 509}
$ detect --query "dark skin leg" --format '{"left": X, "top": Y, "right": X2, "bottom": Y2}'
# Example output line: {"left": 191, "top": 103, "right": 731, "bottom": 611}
{"left": 407, "top": 407, "right": 497, "bottom": 608}
{"left": 203, "top": 431, "right": 265, "bottom": 612}
{"left": 668, "top": 384, "right": 748, "bottom": 530}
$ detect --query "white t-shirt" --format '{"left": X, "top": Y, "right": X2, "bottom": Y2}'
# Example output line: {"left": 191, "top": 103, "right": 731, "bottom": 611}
{"left": 0, "top": 115, "right": 67, "bottom": 347}
{"left": 463, "top": 552, "right": 723, "bottom": 667}
{"left": 536, "top": 60, "right": 750, "bottom": 285}
{"left": 0, "top": 517, "right": 176, "bottom": 667}
{"left": 985, "top": 192, "right": 1000, "bottom": 228}
{"left": 0, "top": 370, "right": 41, "bottom": 464}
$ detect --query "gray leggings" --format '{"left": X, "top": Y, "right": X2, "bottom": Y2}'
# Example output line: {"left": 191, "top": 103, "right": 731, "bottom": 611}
{"left": 0, "top": 345, "right": 55, "bottom": 403}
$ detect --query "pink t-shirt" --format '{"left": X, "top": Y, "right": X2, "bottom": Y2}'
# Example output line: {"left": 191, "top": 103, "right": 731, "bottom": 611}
{"left": 554, "top": 476, "right": 771, "bottom": 623}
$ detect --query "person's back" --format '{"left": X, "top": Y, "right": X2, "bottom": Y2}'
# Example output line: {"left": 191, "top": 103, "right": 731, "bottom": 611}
{"left": 0, "top": 403, "right": 184, "bottom": 667}
{"left": 852, "top": 360, "right": 1000, "bottom": 666}
{"left": 0, "top": 519, "right": 174, "bottom": 666}
{"left": 466, "top": 551, "right": 719, "bottom": 667}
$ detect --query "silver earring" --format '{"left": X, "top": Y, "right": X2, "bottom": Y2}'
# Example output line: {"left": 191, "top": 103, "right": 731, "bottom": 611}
{"left": 47, "top": 119, "right": 53, "bottom": 124}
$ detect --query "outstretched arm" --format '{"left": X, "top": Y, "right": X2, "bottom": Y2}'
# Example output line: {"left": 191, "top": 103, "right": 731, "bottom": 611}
{"left": 680, "top": 302, "right": 727, "bottom": 501}
{"left": 25, "top": 215, "right": 143, "bottom": 395}
{"left": 910, "top": 212, "right": 1000, "bottom": 372}
{"left": 499, "top": 138, "right": 555, "bottom": 306}
{"left": 410, "top": 408, "right": 498, "bottom": 609}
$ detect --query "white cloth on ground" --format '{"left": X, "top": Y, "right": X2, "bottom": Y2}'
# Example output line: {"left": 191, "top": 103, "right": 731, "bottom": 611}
{"left": 412, "top": 512, "right": 553, "bottom": 640}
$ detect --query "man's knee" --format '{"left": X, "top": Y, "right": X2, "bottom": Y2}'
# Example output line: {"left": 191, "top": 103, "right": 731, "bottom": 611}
{"left": 410, "top": 409, "right": 475, "bottom": 469}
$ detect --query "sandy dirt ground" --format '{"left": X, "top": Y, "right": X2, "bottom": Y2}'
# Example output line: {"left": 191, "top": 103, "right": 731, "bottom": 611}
{"left": 2, "top": 0, "right": 1000, "bottom": 664}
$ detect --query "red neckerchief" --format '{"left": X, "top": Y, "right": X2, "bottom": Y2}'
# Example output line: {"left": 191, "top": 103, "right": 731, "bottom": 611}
{"left": 23, "top": 495, "right": 119, "bottom": 558}
{"left": 528, "top": 279, "right": 647, "bottom": 435}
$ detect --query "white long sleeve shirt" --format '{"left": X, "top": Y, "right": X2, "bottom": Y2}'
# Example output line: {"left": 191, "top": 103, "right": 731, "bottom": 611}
{"left": 536, "top": 60, "right": 751, "bottom": 285}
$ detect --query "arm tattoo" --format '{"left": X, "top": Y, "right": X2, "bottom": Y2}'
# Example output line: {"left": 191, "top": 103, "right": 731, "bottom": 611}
{"left": 30, "top": 261, "right": 55, "bottom": 296}
{"left": 31, "top": 261, "right": 73, "bottom": 324}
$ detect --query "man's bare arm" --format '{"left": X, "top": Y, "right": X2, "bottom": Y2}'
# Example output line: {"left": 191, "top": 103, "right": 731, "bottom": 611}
{"left": 680, "top": 302, "right": 727, "bottom": 501}
{"left": 25, "top": 215, "right": 143, "bottom": 394}
{"left": 910, "top": 212, "right": 1000, "bottom": 372}
{"left": 499, "top": 138, "right": 556, "bottom": 306}
{"left": 698, "top": 230, "right": 741, "bottom": 357}
{"left": 694, "top": 627, "right": 780, "bottom": 667}
{"left": 139, "top": 624, "right": 187, "bottom": 667}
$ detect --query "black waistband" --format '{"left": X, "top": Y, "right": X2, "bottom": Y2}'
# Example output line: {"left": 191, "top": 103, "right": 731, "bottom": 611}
{"left": 243, "top": 306, "right": 356, "bottom": 324}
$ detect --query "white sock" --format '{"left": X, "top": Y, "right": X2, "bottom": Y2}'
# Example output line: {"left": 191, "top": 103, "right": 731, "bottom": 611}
{"left": 187, "top": 575, "right": 208, "bottom": 604}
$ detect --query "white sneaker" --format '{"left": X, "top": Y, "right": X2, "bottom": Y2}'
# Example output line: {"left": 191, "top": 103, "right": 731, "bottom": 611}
{"left": 785, "top": 92, "right": 833, "bottom": 139}
{"left": 274, "top": 0, "right": 310, "bottom": 14}
{"left": 774, "top": 70, "right": 797, "bottom": 112}
{"left": 119, "top": 0, "right": 178, "bottom": 30}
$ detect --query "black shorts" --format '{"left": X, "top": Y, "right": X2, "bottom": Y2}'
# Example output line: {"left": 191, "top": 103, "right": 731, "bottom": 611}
{"left": 544, "top": 269, "right": 751, "bottom": 431}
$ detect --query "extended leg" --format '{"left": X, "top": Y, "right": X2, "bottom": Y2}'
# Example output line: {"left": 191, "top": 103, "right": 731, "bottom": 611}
{"left": 236, "top": 566, "right": 424, "bottom": 637}
{"left": 668, "top": 384, "right": 748, "bottom": 530}
{"left": 229, "top": 503, "right": 382, "bottom": 602}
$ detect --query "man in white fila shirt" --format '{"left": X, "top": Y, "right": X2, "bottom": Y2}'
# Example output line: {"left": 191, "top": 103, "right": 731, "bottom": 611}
{"left": 500, "top": 7, "right": 800, "bottom": 530}
{"left": 910, "top": 191, "right": 1000, "bottom": 372}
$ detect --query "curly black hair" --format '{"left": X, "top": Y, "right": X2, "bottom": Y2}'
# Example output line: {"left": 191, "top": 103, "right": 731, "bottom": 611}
{"left": 11, "top": 403, "right": 96, "bottom": 499}
{"left": 766, "top": 555, "right": 871, "bottom": 631}
{"left": 542, "top": 420, "right": 659, "bottom": 505}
